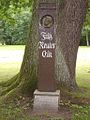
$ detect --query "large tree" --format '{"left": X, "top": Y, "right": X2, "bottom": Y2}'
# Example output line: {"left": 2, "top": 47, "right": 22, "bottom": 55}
{"left": 0, "top": 0, "right": 88, "bottom": 101}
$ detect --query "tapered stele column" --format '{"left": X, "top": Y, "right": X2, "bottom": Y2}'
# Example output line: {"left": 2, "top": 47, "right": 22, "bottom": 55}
{"left": 34, "top": 2, "right": 60, "bottom": 112}
{"left": 38, "top": 3, "right": 56, "bottom": 92}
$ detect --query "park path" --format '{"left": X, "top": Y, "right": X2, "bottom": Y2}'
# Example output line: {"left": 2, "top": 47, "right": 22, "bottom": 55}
{"left": 0, "top": 47, "right": 90, "bottom": 65}
{"left": 77, "top": 47, "right": 90, "bottom": 66}
{"left": 0, "top": 50, "right": 24, "bottom": 63}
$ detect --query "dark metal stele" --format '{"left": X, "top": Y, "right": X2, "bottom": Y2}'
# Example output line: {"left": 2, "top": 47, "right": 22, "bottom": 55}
{"left": 38, "top": 3, "right": 57, "bottom": 92}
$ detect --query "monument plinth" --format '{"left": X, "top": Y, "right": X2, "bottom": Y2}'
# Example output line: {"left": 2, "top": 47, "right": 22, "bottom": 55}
{"left": 34, "top": 90, "right": 60, "bottom": 112}
{"left": 33, "top": 3, "right": 60, "bottom": 112}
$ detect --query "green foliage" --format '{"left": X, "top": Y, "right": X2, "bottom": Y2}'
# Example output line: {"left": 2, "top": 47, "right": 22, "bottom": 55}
{"left": 0, "top": 0, "right": 90, "bottom": 45}
{"left": 0, "top": 0, "right": 33, "bottom": 45}
{"left": 0, "top": 6, "right": 32, "bottom": 45}
{"left": 80, "top": 0, "right": 90, "bottom": 46}
{"left": 0, "top": 0, "right": 33, "bottom": 11}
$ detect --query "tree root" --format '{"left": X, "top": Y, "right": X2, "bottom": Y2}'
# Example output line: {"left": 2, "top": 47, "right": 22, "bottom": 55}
{"left": 0, "top": 74, "right": 19, "bottom": 87}
{"left": 0, "top": 87, "right": 21, "bottom": 104}
{"left": 0, "top": 80, "right": 35, "bottom": 104}
{"left": 0, "top": 77, "right": 37, "bottom": 104}
{"left": 0, "top": 77, "right": 21, "bottom": 96}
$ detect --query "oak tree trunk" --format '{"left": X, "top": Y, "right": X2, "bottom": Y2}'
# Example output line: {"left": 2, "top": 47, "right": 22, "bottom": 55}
{"left": 56, "top": 0, "right": 88, "bottom": 89}
{"left": 0, "top": 0, "right": 88, "bottom": 101}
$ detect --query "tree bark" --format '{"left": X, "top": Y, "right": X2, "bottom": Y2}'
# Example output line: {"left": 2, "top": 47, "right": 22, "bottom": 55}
{"left": 0, "top": 0, "right": 88, "bottom": 101}
{"left": 17, "top": 0, "right": 88, "bottom": 92}
{"left": 56, "top": 0, "right": 88, "bottom": 89}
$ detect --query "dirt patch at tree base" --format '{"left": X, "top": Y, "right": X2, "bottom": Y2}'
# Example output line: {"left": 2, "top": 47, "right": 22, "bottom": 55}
{"left": 24, "top": 106, "right": 72, "bottom": 120}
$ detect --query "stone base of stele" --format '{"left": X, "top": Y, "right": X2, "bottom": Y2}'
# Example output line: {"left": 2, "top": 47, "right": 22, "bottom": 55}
{"left": 33, "top": 90, "right": 60, "bottom": 113}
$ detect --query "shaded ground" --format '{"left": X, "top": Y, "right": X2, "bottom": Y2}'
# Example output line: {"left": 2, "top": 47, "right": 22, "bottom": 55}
{"left": 27, "top": 107, "right": 72, "bottom": 120}
{"left": 0, "top": 101, "right": 72, "bottom": 120}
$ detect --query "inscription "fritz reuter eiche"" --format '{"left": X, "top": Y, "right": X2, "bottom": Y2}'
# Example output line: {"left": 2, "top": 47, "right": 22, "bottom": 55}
{"left": 39, "top": 31, "right": 55, "bottom": 58}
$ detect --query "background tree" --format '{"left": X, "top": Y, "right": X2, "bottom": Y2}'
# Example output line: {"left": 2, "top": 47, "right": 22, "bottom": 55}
{"left": 0, "top": 0, "right": 90, "bottom": 46}
{"left": 80, "top": 0, "right": 90, "bottom": 46}
{"left": 0, "top": 0, "right": 88, "bottom": 102}
{"left": 0, "top": 2, "right": 32, "bottom": 45}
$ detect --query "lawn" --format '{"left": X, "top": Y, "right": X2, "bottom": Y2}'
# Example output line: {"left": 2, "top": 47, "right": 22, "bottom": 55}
{"left": 0, "top": 45, "right": 90, "bottom": 120}
{"left": 76, "top": 46, "right": 90, "bottom": 98}
{"left": 0, "top": 45, "right": 25, "bottom": 82}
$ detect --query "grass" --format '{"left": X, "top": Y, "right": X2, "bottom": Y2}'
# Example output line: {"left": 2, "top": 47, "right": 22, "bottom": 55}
{"left": 72, "top": 105, "right": 90, "bottom": 120}
{"left": 0, "top": 103, "right": 32, "bottom": 120}
{"left": 76, "top": 46, "right": 90, "bottom": 98}
{"left": 0, "top": 45, "right": 90, "bottom": 120}
{"left": 0, "top": 45, "right": 25, "bottom": 50}
{"left": 0, "top": 45, "right": 25, "bottom": 82}
{"left": 73, "top": 46, "right": 90, "bottom": 120}
{"left": 0, "top": 62, "right": 21, "bottom": 81}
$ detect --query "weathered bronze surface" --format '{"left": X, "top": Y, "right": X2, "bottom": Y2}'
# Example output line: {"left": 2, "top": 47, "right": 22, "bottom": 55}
{"left": 40, "top": 15, "right": 54, "bottom": 28}
{"left": 38, "top": 3, "right": 57, "bottom": 92}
